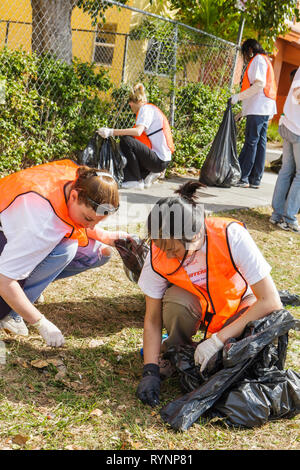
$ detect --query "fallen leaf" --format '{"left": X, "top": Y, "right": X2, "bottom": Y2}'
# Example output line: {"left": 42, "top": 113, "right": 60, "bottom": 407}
{"left": 12, "top": 434, "right": 29, "bottom": 446}
{"left": 90, "top": 408, "right": 103, "bottom": 417}
{"left": 30, "top": 359, "right": 49, "bottom": 368}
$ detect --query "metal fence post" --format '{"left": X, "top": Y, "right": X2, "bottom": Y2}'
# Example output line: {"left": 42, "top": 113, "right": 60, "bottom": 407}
{"left": 170, "top": 23, "right": 178, "bottom": 126}
{"left": 229, "top": 15, "right": 245, "bottom": 91}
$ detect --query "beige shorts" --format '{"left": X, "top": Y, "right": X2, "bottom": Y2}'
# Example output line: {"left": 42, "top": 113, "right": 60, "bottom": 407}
{"left": 161, "top": 285, "right": 256, "bottom": 352}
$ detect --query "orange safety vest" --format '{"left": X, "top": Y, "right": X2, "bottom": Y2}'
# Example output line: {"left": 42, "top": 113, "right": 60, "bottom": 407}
{"left": 151, "top": 217, "right": 249, "bottom": 335}
{"left": 241, "top": 54, "right": 277, "bottom": 100}
{"left": 0, "top": 159, "right": 89, "bottom": 247}
{"left": 134, "top": 103, "right": 175, "bottom": 153}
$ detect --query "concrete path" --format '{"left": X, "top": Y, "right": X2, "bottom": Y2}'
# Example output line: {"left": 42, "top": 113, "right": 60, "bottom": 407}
{"left": 104, "top": 162, "right": 279, "bottom": 230}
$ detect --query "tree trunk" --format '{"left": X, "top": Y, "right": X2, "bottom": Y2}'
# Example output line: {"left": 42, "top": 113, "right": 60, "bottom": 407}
{"left": 31, "top": 0, "right": 77, "bottom": 64}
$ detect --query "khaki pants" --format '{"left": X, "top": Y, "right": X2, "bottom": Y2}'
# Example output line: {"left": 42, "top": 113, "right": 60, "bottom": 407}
{"left": 161, "top": 285, "right": 256, "bottom": 352}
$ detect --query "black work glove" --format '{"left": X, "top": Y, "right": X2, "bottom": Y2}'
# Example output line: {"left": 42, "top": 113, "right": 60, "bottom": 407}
{"left": 136, "top": 363, "right": 161, "bottom": 407}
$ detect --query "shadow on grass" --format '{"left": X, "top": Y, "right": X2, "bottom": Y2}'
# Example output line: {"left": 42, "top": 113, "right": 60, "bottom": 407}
{"left": 37, "top": 294, "right": 146, "bottom": 338}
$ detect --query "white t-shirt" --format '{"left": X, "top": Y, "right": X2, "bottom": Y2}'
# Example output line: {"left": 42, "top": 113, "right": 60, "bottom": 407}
{"left": 0, "top": 193, "right": 76, "bottom": 280}
{"left": 136, "top": 104, "right": 172, "bottom": 162}
{"left": 138, "top": 222, "right": 271, "bottom": 299}
{"left": 280, "top": 67, "right": 300, "bottom": 136}
{"left": 242, "top": 54, "right": 277, "bottom": 118}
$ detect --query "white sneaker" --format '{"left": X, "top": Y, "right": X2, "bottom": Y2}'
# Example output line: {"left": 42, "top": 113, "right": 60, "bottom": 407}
{"left": 35, "top": 294, "right": 45, "bottom": 304}
{"left": 121, "top": 180, "right": 144, "bottom": 190}
{"left": 0, "top": 312, "right": 28, "bottom": 336}
{"left": 144, "top": 172, "right": 160, "bottom": 189}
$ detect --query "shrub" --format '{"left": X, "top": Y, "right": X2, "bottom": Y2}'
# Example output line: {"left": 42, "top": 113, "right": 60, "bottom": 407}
{"left": 0, "top": 48, "right": 113, "bottom": 174}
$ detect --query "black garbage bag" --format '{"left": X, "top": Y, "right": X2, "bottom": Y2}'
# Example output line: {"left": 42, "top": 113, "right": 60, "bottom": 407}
{"left": 199, "top": 100, "right": 241, "bottom": 188}
{"left": 278, "top": 290, "right": 300, "bottom": 307}
{"left": 114, "top": 235, "right": 149, "bottom": 283}
{"left": 269, "top": 154, "right": 282, "bottom": 174}
{"left": 78, "top": 133, "right": 126, "bottom": 187}
{"left": 160, "top": 309, "right": 300, "bottom": 431}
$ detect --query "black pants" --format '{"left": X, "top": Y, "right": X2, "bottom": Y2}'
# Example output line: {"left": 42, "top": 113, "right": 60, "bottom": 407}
{"left": 120, "top": 135, "right": 169, "bottom": 182}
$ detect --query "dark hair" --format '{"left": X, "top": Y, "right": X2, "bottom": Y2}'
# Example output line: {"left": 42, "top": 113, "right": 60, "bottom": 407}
{"left": 290, "top": 69, "right": 297, "bottom": 82}
{"left": 241, "top": 39, "right": 266, "bottom": 61}
{"left": 71, "top": 166, "right": 119, "bottom": 212}
{"left": 147, "top": 181, "right": 206, "bottom": 274}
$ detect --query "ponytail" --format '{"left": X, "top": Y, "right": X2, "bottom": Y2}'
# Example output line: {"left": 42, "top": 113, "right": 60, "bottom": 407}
{"left": 128, "top": 82, "right": 147, "bottom": 104}
{"left": 147, "top": 181, "right": 206, "bottom": 245}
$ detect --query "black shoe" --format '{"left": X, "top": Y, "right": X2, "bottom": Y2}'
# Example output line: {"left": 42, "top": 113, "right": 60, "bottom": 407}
{"left": 236, "top": 181, "right": 250, "bottom": 188}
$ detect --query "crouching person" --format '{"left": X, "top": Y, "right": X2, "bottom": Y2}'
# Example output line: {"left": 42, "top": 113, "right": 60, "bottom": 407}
{"left": 136, "top": 181, "right": 282, "bottom": 407}
{"left": 0, "top": 159, "right": 127, "bottom": 346}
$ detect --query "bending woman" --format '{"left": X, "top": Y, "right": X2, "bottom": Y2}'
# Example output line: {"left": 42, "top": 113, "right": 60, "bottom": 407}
{"left": 136, "top": 181, "right": 282, "bottom": 407}
{"left": 0, "top": 159, "right": 129, "bottom": 346}
{"left": 98, "top": 83, "right": 174, "bottom": 190}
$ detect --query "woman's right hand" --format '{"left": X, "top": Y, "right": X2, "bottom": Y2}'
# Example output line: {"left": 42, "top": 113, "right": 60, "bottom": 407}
{"left": 97, "top": 127, "right": 114, "bottom": 139}
{"left": 32, "top": 315, "right": 65, "bottom": 347}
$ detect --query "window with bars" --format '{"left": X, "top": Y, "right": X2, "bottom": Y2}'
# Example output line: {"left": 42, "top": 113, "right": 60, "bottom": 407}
{"left": 93, "top": 23, "right": 117, "bottom": 65}
{"left": 144, "top": 38, "right": 174, "bottom": 76}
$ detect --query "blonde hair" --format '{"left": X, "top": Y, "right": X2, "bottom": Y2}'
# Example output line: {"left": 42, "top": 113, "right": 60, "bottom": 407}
{"left": 128, "top": 82, "right": 147, "bottom": 104}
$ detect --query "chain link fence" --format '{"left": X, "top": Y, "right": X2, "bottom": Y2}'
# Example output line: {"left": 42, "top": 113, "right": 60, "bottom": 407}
{"left": 0, "top": 0, "right": 241, "bottom": 172}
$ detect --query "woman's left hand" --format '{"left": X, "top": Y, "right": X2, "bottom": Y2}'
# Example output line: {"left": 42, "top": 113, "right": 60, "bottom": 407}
{"left": 194, "top": 333, "right": 224, "bottom": 372}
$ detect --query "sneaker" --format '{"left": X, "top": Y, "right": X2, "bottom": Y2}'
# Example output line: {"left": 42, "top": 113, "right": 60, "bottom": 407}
{"left": 121, "top": 180, "right": 144, "bottom": 190}
{"left": 35, "top": 294, "right": 44, "bottom": 304}
{"left": 144, "top": 172, "right": 160, "bottom": 189}
{"left": 278, "top": 221, "right": 300, "bottom": 233}
{"left": 249, "top": 184, "right": 260, "bottom": 189}
{"left": 269, "top": 216, "right": 282, "bottom": 226}
{"left": 0, "top": 312, "right": 28, "bottom": 336}
{"left": 236, "top": 181, "right": 250, "bottom": 188}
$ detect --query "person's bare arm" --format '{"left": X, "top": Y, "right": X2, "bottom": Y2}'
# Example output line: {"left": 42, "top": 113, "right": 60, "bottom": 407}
{"left": 217, "top": 275, "right": 282, "bottom": 343}
{"left": 0, "top": 274, "right": 42, "bottom": 324}
{"left": 112, "top": 124, "right": 145, "bottom": 137}
{"left": 143, "top": 295, "right": 163, "bottom": 365}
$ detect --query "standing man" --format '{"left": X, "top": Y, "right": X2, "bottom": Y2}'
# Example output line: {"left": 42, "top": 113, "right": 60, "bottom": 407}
{"left": 232, "top": 39, "right": 277, "bottom": 189}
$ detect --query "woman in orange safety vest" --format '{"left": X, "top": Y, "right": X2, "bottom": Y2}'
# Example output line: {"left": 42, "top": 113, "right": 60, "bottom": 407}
{"left": 98, "top": 83, "right": 174, "bottom": 190}
{"left": 0, "top": 160, "right": 130, "bottom": 346}
{"left": 136, "top": 181, "right": 282, "bottom": 407}
{"left": 231, "top": 39, "right": 277, "bottom": 189}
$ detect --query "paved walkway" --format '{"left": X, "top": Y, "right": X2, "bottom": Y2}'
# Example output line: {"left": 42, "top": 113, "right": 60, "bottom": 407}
{"left": 104, "top": 164, "right": 279, "bottom": 230}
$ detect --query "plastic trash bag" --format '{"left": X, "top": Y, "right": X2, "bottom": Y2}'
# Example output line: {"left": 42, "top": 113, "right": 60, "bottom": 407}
{"left": 78, "top": 133, "right": 126, "bottom": 187}
{"left": 269, "top": 154, "right": 282, "bottom": 174}
{"left": 114, "top": 235, "right": 149, "bottom": 283}
{"left": 278, "top": 290, "right": 300, "bottom": 307}
{"left": 199, "top": 100, "right": 241, "bottom": 188}
{"left": 160, "top": 309, "right": 300, "bottom": 431}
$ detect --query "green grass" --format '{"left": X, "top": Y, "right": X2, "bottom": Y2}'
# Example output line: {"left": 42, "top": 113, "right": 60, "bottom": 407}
{"left": 0, "top": 206, "right": 299, "bottom": 450}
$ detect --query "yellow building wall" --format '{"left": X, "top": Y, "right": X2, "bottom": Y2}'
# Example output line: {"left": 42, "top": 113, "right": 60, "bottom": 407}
{"left": 0, "top": 0, "right": 134, "bottom": 86}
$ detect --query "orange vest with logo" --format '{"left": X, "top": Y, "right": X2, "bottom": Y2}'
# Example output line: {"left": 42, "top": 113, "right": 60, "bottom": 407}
{"left": 151, "top": 217, "right": 248, "bottom": 335}
{"left": 134, "top": 103, "right": 175, "bottom": 153}
{"left": 241, "top": 54, "right": 277, "bottom": 100}
{"left": 0, "top": 159, "right": 89, "bottom": 246}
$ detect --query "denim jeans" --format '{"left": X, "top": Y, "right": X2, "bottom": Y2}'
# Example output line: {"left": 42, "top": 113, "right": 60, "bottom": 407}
{"left": 271, "top": 124, "right": 300, "bottom": 225}
{"left": 1, "top": 237, "right": 111, "bottom": 320}
{"left": 239, "top": 114, "right": 269, "bottom": 186}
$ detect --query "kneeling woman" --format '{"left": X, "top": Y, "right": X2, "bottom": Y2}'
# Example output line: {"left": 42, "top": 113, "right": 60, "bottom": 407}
{"left": 136, "top": 181, "right": 282, "bottom": 407}
{"left": 98, "top": 83, "right": 174, "bottom": 190}
{"left": 0, "top": 159, "right": 128, "bottom": 346}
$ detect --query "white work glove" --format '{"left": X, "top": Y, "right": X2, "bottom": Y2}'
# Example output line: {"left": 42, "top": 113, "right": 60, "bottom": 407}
{"left": 97, "top": 127, "right": 114, "bottom": 139}
{"left": 194, "top": 333, "right": 224, "bottom": 372}
{"left": 231, "top": 94, "right": 240, "bottom": 105}
{"left": 32, "top": 315, "right": 65, "bottom": 347}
